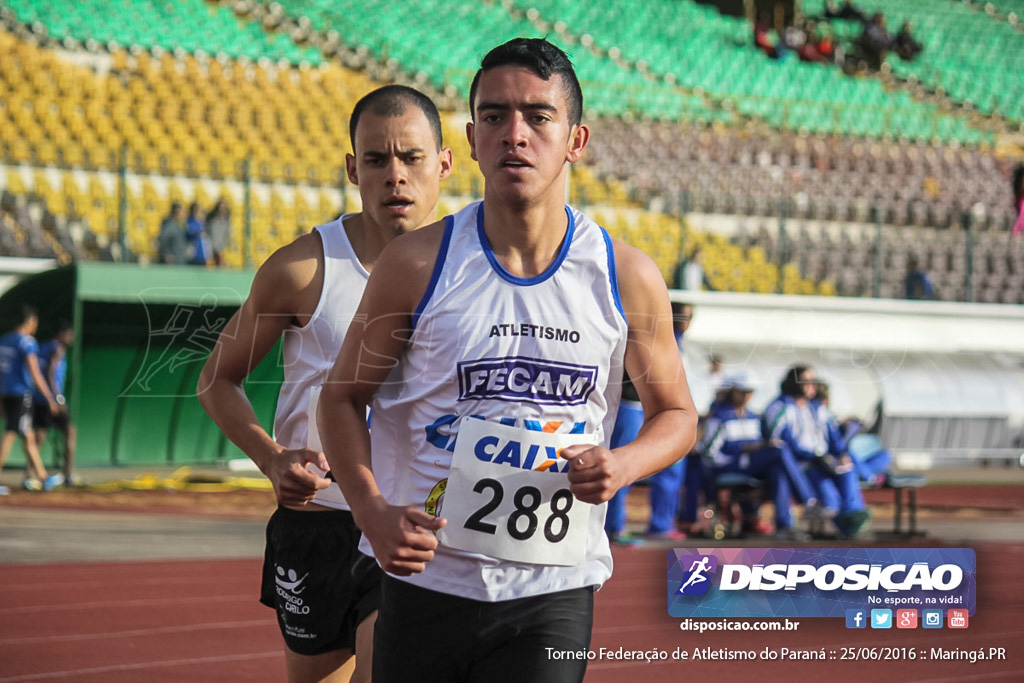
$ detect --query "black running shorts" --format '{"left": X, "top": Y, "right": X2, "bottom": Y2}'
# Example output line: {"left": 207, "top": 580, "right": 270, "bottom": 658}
{"left": 32, "top": 403, "right": 69, "bottom": 431}
{"left": 2, "top": 394, "right": 32, "bottom": 435}
{"left": 260, "top": 506, "right": 382, "bottom": 656}
{"left": 374, "top": 575, "right": 595, "bottom": 683}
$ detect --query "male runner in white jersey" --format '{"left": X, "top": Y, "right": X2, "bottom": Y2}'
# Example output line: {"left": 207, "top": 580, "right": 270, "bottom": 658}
{"left": 197, "top": 85, "right": 452, "bottom": 683}
{"left": 318, "top": 39, "right": 697, "bottom": 683}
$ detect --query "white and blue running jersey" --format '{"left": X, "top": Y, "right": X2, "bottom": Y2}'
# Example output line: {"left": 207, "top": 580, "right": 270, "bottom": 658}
{"left": 367, "top": 201, "right": 628, "bottom": 601}
{"left": 273, "top": 215, "right": 367, "bottom": 510}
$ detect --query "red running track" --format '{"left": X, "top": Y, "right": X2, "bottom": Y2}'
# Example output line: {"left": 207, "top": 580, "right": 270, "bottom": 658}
{"left": 1, "top": 545, "right": 1022, "bottom": 682}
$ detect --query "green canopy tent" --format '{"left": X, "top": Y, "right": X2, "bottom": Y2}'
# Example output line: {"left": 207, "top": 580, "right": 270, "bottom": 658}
{"left": 0, "top": 263, "right": 281, "bottom": 467}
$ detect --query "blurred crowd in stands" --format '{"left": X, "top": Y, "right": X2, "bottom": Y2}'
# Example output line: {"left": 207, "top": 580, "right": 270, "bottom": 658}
{"left": 156, "top": 199, "right": 232, "bottom": 266}
{"left": 754, "top": 0, "right": 922, "bottom": 72}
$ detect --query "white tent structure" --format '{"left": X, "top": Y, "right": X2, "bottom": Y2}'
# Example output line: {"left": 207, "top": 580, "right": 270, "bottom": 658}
{"left": 676, "top": 291, "right": 1024, "bottom": 468}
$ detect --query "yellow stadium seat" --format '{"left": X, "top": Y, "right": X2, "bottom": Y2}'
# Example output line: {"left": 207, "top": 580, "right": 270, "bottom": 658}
{"left": 6, "top": 170, "right": 28, "bottom": 196}
{"left": 8, "top": 138, "right": 32, "bottom": 164}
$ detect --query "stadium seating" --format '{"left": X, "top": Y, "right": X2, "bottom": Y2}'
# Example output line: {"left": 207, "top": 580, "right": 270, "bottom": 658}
{"left": 269, "top": 0, "right": 703, "bottom": 122}
{"left": 0, "top": 24, "right": 485, "bottom": 265}
{"left": 2, "top": 0, "right": 1021, "bottom": 303}
{"left": 2, "top": 0, "right": 322, "bottom": 63}
{"left": 585, "top": 117, "right": 1018, "bottom": 233}
{"left": 734, "top": 217, "right": 1024, "bottom": 304}
{"left": 802, "top": 0, "right": 1024, "bottom": 122}
{"left": 517, "top": 0, "right": 995, "bottom": 143}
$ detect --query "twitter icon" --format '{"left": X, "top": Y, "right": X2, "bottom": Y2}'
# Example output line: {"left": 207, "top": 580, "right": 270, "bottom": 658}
{"left": 870, "top": 609, "right": 892, "bottom": 629}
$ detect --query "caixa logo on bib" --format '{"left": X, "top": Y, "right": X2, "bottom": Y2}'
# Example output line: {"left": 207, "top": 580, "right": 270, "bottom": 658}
{"left": 667, "top": 548, "right": 976, "bottom": 619}
{"left": 425, "top": 414, "right": 586, "bottom": 453}
{"left": 457, "top": 357, "right": 598, "bottom": 406}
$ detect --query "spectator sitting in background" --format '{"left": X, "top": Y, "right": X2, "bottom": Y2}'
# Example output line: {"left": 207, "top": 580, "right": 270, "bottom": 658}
{"left": 677, "top": 360, "right": 749, "bottom": 538}
{"left": 754, "top": 18, "right": 781, "bottom": 59}
{"left": 797, "top": 22, "right": 833, "bottom": 64}
{"left": 814, "top": 382, "right": 891, "bottom": 487}
{"left": 858, "top": 12, "right": 894, "bottom": 70}
{"left": 815, "top": 24, "right": 841, "bottom": 64}
{"left": 781, "top": 21, "right": 808, "bottom": 61}
{"left": 764, "top": 365, "right": 871, "bottom": 538}
{"left": 761, "top": 365, "right": 841, "bottom": 533}
{"left": 893, "top": 20, "right": 923, "bottom": 61}
{"left": 904, "top": 255, "right": 935, "bottom": 300}
{"left": 157, "top": 202, "right": 187, "bottom": 265}
{"left": 700, "top": 374, "right": 799, "bottom": 537}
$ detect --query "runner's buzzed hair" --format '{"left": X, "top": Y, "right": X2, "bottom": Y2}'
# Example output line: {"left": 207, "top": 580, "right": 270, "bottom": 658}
{"left": 349, "top": 84, "right": 444, "bottom": 152}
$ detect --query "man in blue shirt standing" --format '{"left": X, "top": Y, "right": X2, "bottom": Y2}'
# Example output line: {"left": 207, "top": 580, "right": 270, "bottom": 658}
{"left": 904, "top": 256, "right": 935, "bottom": 300}
{"left": 32, "top": 321, "right": 78, "bottom": 489}
{"left": 0, "top": 305, "right": 59, "bottom": 493}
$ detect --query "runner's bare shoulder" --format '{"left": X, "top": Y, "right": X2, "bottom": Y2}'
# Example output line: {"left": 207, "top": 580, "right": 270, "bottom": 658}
{"left": 249, "top": 231, "right": 324, "bottom": 316}
{"left": 369, "top": 219, "right": 449, "bottom": 308}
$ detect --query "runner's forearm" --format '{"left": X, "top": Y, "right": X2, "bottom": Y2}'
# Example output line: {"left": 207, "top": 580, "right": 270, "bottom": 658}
{"left": 317, "top": 386, "right": 382, "bottom": 526}
{"left": 615, "top": 407, "right": 696, "bottom": 483}
{"left": 197, "top": 376, "right": 282, "bottom": 473}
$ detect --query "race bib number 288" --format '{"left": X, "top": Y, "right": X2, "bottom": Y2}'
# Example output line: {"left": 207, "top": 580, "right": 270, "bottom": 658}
{"left": 436, "top": 417, "right": 598, "bottom": 566}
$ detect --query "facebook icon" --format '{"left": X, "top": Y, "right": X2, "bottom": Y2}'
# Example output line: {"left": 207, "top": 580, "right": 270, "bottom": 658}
{"left": 845, "top": 609, "right": 866, "bottom": 629}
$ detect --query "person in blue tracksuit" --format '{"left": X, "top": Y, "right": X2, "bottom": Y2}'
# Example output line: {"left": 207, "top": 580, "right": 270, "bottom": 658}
{"left": 763, "top": 365, "right": 869, "bottom": 538}
{"left": 815, "top": 382, "right": 891, "bottom": 487}
{"left": 705, "top": 374, "right": 817, "bottom": 538}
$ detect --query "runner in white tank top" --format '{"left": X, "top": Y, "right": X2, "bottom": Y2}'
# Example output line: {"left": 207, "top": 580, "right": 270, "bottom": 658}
{"left": 272, "top": 217, "right": 371, "bottom": 510}
{"left": 318, "top": 40, "right": 698, "bottom": 683}
{"left": 369, "top": 200, "right": 626, "bottom": 600}
{"left": 198, "top": 86, "right": 452, "bottom": 683}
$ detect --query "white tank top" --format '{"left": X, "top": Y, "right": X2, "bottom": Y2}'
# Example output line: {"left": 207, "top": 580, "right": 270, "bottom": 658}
{"left": 273, "top": 215, "right": 366, "bottom": 510}
{"left": 367, "top": 201, "right": 628, "bottom": 601}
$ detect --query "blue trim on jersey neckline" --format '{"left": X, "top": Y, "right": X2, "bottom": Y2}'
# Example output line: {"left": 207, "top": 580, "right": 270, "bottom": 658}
{"left": 412, "top": 214, "right": 455, "bottom": 331}
{"left": 476, "top": 204, "right": 575, "bottom": 285}
{"left": 600, "top": 227, "right": 626, "bottom": 321}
